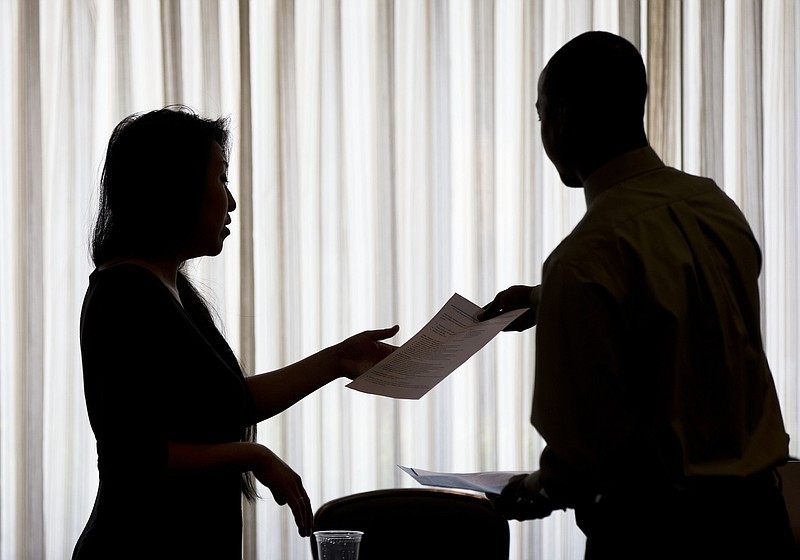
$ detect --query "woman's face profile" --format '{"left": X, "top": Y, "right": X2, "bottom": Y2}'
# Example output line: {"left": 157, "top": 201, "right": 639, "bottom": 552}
{"left": 184, "top": 142, "right": 236, "bottom": 259}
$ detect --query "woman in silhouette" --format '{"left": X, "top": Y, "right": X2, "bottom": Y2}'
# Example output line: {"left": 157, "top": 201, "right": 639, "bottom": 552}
{"left": 72, "top": 106, "right": 398, "bottom": 559}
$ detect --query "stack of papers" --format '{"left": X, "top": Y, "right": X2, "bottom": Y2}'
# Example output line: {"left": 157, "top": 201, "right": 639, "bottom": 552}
{"left": 398, "top": 465, "right": 529, "bottom": 495}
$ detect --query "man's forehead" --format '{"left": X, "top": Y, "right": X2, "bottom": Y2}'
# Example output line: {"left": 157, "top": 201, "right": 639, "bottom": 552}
{"left": 536, "top": 64, "right": 549, "bottom": 94}
{"left": 535, "top": 65, "right": 550, "bottom": 110}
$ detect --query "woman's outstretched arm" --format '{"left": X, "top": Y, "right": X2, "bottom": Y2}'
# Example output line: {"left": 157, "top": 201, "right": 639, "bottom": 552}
{"left": 245, "top": 325, "right": 399, "bottom": 422}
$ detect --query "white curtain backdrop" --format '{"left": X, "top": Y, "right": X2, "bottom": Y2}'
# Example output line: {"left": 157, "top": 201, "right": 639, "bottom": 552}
{"left": 1, "top": 1, "right": 798, "bottom": 559}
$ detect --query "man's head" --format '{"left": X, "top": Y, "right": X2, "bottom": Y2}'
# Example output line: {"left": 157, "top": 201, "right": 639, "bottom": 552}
{"left": 537, "top": 31, "right": 648, "bottom": 188}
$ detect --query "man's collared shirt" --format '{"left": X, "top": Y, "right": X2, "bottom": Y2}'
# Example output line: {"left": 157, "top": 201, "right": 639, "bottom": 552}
{"left": 533, "top": 146, "right": 789, "bottom": 506}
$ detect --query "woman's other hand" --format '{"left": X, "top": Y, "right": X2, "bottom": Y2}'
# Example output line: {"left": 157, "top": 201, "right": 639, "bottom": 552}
{"left": 252, "top": 446, "right": 313, "bottom": 537}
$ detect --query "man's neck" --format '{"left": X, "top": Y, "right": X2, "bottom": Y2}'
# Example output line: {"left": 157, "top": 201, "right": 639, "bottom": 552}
{"left": 578, "top": 135, "right": 648, "bottom": 205}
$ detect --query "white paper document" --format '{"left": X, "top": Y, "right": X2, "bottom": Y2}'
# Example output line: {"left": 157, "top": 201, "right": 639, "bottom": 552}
{"left": 346, "top": 293, "right": 528, "bottom": 400}
{"left": 398, "top": 465, "right": 529, "bottom": 495}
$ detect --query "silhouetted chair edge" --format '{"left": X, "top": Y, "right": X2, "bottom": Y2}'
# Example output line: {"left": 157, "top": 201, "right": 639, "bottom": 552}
{"left": 310, "top": 487, "right": 510, "bottom": 560}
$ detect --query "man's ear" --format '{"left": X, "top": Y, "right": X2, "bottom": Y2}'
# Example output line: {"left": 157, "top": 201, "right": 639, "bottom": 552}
{"left": 555, "top": 103, "right": 575, "bottom": 146}
{"left": 555, "top": 101, "right": 571, "bottom": 132}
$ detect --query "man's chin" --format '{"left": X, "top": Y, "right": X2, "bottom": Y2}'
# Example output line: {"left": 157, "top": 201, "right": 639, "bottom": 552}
{"left": 560, "top": 173, "right": 582, "bottom": 189}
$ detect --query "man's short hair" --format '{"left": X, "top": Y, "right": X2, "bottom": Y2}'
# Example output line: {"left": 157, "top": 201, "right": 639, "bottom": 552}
{"left": 543, "top": 31, "right": 647, "bottom": 124}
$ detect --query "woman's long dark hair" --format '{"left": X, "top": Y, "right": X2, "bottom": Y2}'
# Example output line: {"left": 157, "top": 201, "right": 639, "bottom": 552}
{"left": 92, "top": 105, "right": 230, "bottom": 265}
{"left": 92, "top": 106, "right": 259, "bottom": 501}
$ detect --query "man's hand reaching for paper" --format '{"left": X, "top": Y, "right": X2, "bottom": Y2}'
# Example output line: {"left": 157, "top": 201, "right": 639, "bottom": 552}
{"left": 477, "top": 285, "right": 539, "bottom": 332}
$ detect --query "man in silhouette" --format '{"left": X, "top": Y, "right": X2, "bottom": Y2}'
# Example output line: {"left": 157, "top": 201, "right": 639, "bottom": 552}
{"left": 480, "top": 31, "right": 795, "bottom": 559}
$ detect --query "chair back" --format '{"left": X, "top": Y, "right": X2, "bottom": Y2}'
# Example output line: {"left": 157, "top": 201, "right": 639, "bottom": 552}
{"left": 310, "top": 487, "right": 510, "bottom": 560}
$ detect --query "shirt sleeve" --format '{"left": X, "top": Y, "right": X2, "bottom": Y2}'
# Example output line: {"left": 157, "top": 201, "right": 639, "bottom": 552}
{"left": 531, "top": 257, "right": 635, "bottom": 506}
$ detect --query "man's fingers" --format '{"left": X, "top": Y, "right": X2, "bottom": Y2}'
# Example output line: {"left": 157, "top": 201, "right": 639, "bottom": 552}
{"left": 477, "top": 299, "right": 503, "bottom": 321}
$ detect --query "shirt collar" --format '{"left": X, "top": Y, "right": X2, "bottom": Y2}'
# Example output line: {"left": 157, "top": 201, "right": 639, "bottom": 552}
{"left": 583, "top": 146, "right": 665, "bottom": 204}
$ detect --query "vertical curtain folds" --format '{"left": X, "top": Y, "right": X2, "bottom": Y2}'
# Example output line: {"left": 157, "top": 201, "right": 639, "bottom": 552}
{"left": 1, "top": 2, "right": 798, "bottom": 559}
